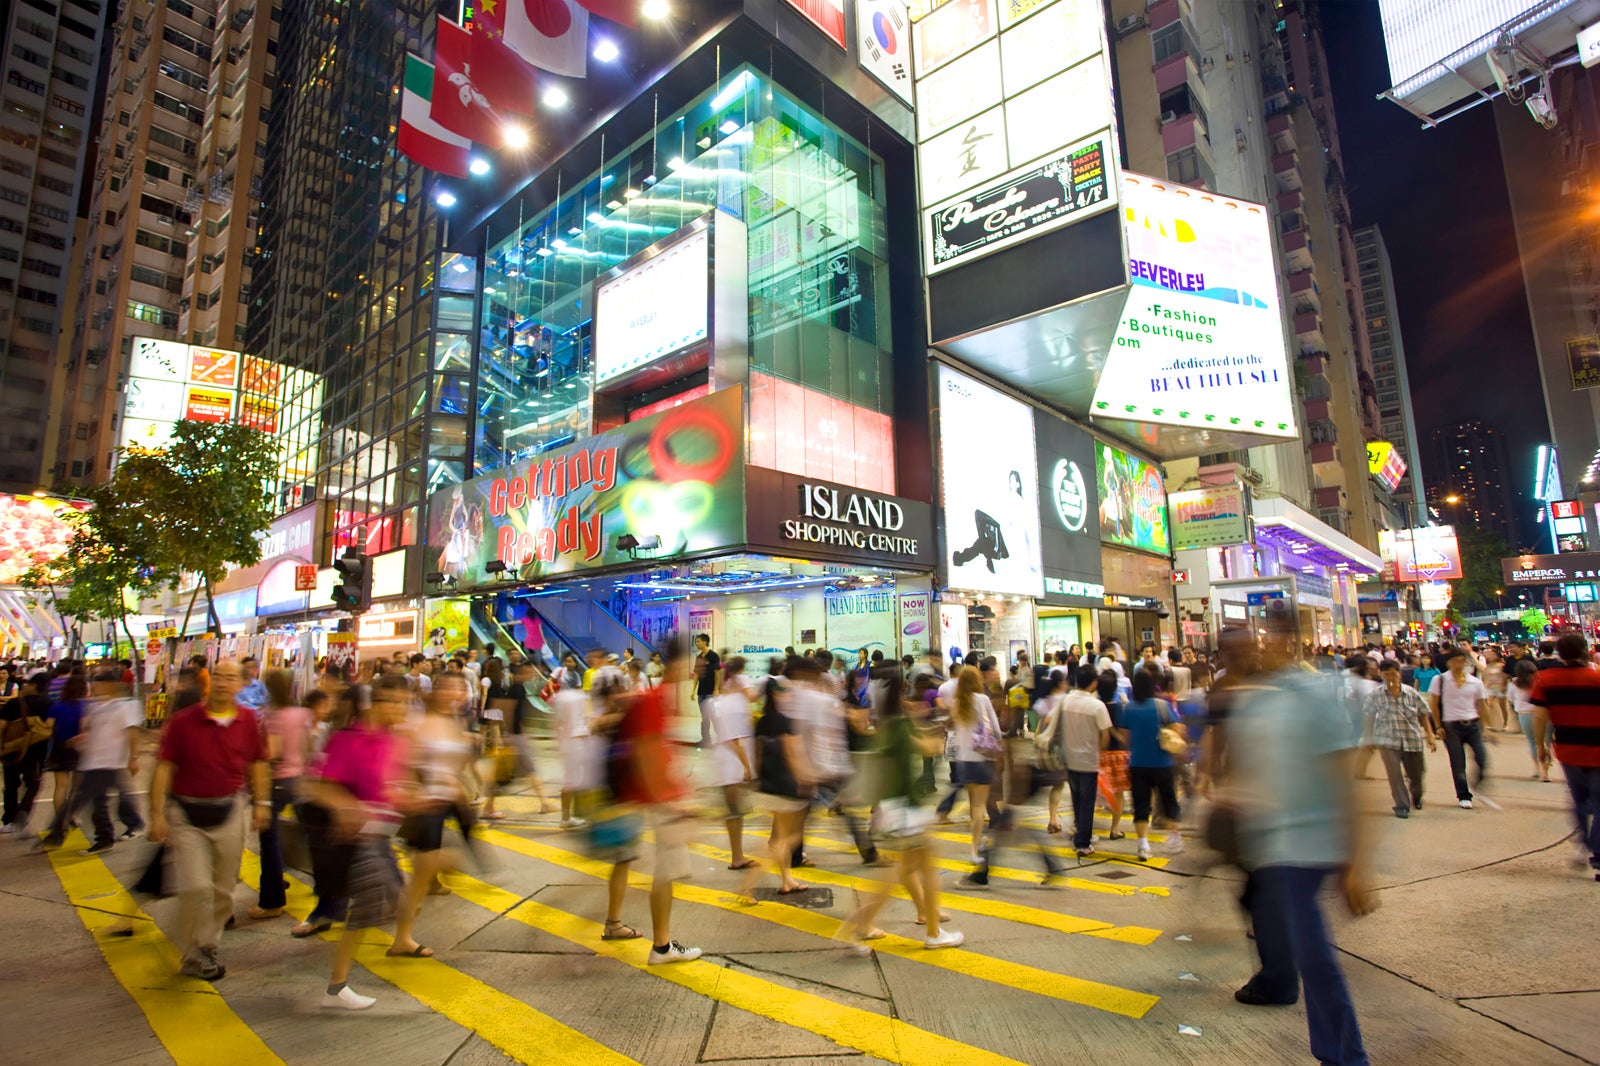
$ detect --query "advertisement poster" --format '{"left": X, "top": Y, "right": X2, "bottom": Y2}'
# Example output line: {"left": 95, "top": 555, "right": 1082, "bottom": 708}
{"left": 1094, "top": 174, "right": 1298, "bottom": 438}
{"left": 188, "top": 347, "right": 239, "bottom": 388}
{"left": 938, "top": 366, "right": 1043, "bottom": 595}
{"left": 1039, "top": 614, "right": 1080, "bottom": 657}
{"left": 184, "top": 386, "right": 234, "bottom": 423}
{"left": 898, "top": 591, "right": 932, "bottom": 655}
{"left": 423, "top": 598, "right": 470, "bottom": 658}
{"left": 1365, "top": 441, "right": 1407, "bottom": 491}
{"left": 1568, "top": 337, "right": 1600, "bottom": 390}
{"left": 1096, "top": 442, "right": 1169, "bottom": 556}
{"left": 426, "top": 388, "right": 745, "bottom": 588}
{"left": 688, "top": 608, "right": 716, "bottom": 651}
{"left": 938, "top": 602, "right": 969, "bottom": 662}
{"left": 0, "top": 493, "right": 85, "bottom": 584}
{"left": 1169, "top": 486, "right": 1249, "bottom": 549}
{"left": 628, "top": 602, "right": 680, "bottom": 652}
{"left": 325, "top": 632, "right": 358, "bottom": 680}
{"left": 727, "top": 604, "right": 793, "bottom": 657}
{"left": 1379, "top": 526, "right": 1464, "bottom": 582}
{"left": 1033, "top": 409, "right": 1103, "bottom": 602}
{"left": 824, "top": 587, "right": 897, "bottom": 659}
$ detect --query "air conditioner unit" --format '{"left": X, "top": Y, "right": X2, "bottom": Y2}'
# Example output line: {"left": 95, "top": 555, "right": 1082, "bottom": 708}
{"left": 1115, "top": 13, "right": 1146, "bottom": 37}
{"left": 1160, "top": 110, "right": 1179, "bottom": 125}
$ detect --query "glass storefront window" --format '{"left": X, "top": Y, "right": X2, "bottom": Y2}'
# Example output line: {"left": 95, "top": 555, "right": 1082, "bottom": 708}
{"left": 478, "top": 63, "right": 895, "bottom": 490}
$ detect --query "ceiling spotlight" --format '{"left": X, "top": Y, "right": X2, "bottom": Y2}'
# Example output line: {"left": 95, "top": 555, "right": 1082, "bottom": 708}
{"left": 642, "top": 0, "right": 669, "bottom": 19}
{"left": 543, "top": 86, "right": 569, "bottom": 108}
{"left": 434, "top": 190, "right": 457, "bottom": 207}
{"left": 551, "top": 238, "right": 567, "bottom": 249}
{"left": 485, "top": 560, "right": 509, "bottom": 575}
{"left": 502, "top": 124, "right": 530, "bottom": 148}
{"left": 642, "top": 174, "right": 656, "bottom": 185}
{"left": 719, "top": 119, "right": 739, "bottom": 135}
{"left": 587, "top": 211, "right": 604, "bottom": 223}
{"left": 468, "top": 157, "right": 491, "bottom": 176}
{"left": 567, "top": 225, "right": 582, "bottom": 235}
{"left": 624, "top": 187, "right": 640, "bottom": 198}
{"left": 667, "top": 156, "right": 684, "bottom": 170}
{"left": 593, "top": 39, "right": 619, "bottom": 62}
{"left": 696, "top": 135, "right": 711, "bottom": 148}
{"left": 536, "top": 247, "right": 553, "bottom": 256}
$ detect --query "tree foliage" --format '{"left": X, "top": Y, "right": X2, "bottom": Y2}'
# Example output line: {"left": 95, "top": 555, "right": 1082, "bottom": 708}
{"left": 1520, "top": 608, "right": 1551, "bottom": 640}
{"left": 1450, "top": 527, "right": 1513, "bottom": 612}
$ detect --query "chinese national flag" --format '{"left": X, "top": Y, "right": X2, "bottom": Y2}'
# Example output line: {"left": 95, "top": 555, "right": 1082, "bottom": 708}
{"left": 431, "top": 17, "right": 501, "bottom": 145}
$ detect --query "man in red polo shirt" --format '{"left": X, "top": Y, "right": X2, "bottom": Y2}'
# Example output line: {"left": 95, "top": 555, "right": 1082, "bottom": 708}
{"left": 148, "top": 659, "right": 270, "bottom": 980}
{"left": 1530, "top": 632, "right": 1600, "bottom": 881}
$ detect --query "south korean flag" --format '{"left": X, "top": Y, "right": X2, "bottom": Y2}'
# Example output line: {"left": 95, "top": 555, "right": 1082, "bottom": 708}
{"left": 857, "top": 0, "right": 914, "bottom": 107}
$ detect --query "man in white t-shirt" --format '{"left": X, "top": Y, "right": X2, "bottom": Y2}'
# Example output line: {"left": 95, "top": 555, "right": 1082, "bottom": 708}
{"left": 1427, "top": 646, "right": 1490, "bottom": 808}
{"left": 71, "top": 669, "right": 145, "bottom": 854}
{"left": 1055, "top": 665, "right": 1113, "bottom": 855}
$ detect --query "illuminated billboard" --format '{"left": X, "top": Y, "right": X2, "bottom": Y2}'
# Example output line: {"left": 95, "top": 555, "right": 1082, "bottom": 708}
{"left": 120, "top": 337, "right": 245, "bottom": 451}
{"left": 0, "top": 494, "right": 87, "bottom": 585}
{"left": 1380, "top": 526, "right": 1464, "bottom": 583}
{"left": 1094, "top": 175, "right": 1297, "bottom": 439}
{"left": 938, "top": 365, "right": 1043, "bottom": 596}
{"left": 1367, "top": 441, "right": 1407, "bottom": 492}
{"left": 1096, "top": 441, "right": 1169, "bottom": 556}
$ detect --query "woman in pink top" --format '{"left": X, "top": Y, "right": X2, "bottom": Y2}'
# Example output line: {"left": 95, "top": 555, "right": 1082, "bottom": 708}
{"left": 252, "top": 669, "right": 315, "bottom": 919}
{"left": 307, "top": 675, "right": 418, "bottom": 1010}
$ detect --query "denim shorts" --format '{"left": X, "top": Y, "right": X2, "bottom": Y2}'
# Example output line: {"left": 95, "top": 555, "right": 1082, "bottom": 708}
{"left": 955, "top": 759, "right": 994, "bottom": 787}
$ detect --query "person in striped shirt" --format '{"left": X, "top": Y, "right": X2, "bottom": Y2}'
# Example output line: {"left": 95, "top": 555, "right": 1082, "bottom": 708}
{"left": 1530, "top": 633, "right": 1600, "bottom": 881}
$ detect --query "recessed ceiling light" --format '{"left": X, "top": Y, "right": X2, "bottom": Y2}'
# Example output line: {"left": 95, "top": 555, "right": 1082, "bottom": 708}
{"left": 592, "top": 39, "right": 619, "bottom": 62}
{"left": 696, "top": 136, "right": 711, "bottom": 148}
{"left": 606, "top": 199, "right": 622, "bottom": 209}
{"left": 667, "top": 157, "right": 683, "bottom": 170}
{"left": 587, "top": 211, "right": 604, "bottom": 223}
{"left": 719, "top": 119, "right": 739, "bottom": 135}
{"left": 568, "top": 226, "right": 582, "bottom": 235}
{"left": 624, "top": 188, "right": 640, "bottom": 198}
{"left": 551, "top": 239, "right": 568, "bottom": 249}
{"left": 642, "top": 174, "right": 656, "bottom": 185}
{"left": 502, "top": 125, "right": 529, "bottom": 149}
{"left": 543, "top": 86, "right": 569, "bottom": 108}
{"left": 468, "top": 157, "right": 491, "bottom": 176}
{"left": 536, "top": 247, "right": 553, "bottom": 256}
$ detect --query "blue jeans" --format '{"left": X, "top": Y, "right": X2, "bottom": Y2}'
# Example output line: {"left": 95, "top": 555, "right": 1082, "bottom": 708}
{"left": 256, "top": 778, "right": 297, "bottom": 909}
{"left": 1250, "top": 865, "right": 1369, "bottom": 1066}
{"left": 1562, "top": 763, "right": 1600, "bottom": 867}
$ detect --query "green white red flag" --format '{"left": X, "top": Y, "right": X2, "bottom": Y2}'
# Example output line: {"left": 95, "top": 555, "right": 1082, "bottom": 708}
{"left": 398, "top": 53, "right": 470, "bottom": 177}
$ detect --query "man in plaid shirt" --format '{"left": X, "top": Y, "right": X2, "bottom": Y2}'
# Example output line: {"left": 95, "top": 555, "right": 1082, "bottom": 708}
{"left": 1364, "top": 659, "right": 1437, "bottom": 818}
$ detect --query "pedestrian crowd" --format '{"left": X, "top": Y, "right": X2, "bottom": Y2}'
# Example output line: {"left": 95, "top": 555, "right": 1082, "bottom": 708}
{"left": 5, "top": 618, "right": 1596, "bottom": 1066}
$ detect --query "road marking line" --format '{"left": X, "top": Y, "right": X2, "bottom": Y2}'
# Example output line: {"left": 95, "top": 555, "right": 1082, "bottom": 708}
{"left": 684, "top": 838, "right": 1161, "bottom": 945}
{"left": 782, "top": 829, "right": 1147, "bottom": 895}
{"left": 919, "top": 827, "right": 1173, "bottom": 869}
{"left": 47, "top": 833, "right": 284, "bottom": 1066}
{"left": 237, "top": 851, "right": 639, "bottom": 1066}
{"left": 438, "top": 851, "right": 1031, "bottom": 1065}
{"left": 478, "top": 828, "right": 1159, "bottom": 1019}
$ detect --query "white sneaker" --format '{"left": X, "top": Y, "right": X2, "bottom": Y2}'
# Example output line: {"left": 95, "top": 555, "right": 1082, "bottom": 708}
{"left": 1459, "top": 799, "right": 1474, "bottom": 809}
{"left": 559, "top": 817, "right": 587, "bottom": 829}
{"left": 323, "top": 986, "right": 376, "bottom": 1011}
{"left": 1164, "top": 833, "right": 1185, "bottom": 855}
{"left": 923, "top": 929, "right": 964, "bottom": 950}
{"left": 1137, "top": 839, "right": 1153, "bottom": 861}
{"left": 647, "top": 941, "right": 703, "bottom": 965}
{"left": 0, "top": 823, "right": 16, "bottom": 834}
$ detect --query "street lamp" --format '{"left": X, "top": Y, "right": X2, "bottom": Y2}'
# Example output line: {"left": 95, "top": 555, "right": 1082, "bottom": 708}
{"left": 1495, "top": 588, "right": 1504, "bottom": 611}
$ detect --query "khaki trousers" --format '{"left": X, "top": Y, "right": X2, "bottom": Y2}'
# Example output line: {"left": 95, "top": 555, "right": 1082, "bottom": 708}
{"left": 167, "top": 797, "right": 243, "bottom": 965}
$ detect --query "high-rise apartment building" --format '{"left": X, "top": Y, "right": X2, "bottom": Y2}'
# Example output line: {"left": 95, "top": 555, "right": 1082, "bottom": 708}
{"left": 1353, "top": 224, "right": 1427, "bottom": 516}
{"left": 1430, "top": 418, "right": 1516, "bottom": 546}
{"left": 1495, "top": 61, "right": 1600, "bottom": 495}
{"left": 0, "top": 0, "right": 107, "bottom": 491}
{"left": 52, "top": 0, "right": 274, "bottom": 487}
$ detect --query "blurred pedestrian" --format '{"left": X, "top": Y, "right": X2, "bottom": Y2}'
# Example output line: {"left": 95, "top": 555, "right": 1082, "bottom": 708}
{"left": 1120, "top": 669, "right": 1184, "bottom": 861}
{"left": 1509, "top": 659, "right": 1551, "bottom": 781}
{"left": 147, "top": 660, "right": 271, "bottom": 981}
{"left": 1, "top": 672, "right": 53, "bottom": 833}
{"left": 1362, "top": 660, "right": 1436, "bottom": 819}
{"left": 1530, "top": 633, "right": 1600, "bottom": 880}
{"left": 1427, "top": 647, "right": 1491, "bottom": 809}
{"left": 253, "top": 669, "right": 312, "bottom": 919}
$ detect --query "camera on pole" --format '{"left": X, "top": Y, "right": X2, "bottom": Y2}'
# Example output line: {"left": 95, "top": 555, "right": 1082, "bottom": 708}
{"left": 331, "top": 547, "right": 372, "bottom": 613}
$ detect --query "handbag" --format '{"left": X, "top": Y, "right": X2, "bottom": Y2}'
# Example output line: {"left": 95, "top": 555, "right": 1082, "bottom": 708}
{"left": 1033, "top": 703, "right": 1066, "bottom": 773}
{"left": 1157, "top": 701, "right": 1187, "bottom": 759}
{"left": 971, "top": 703, "right": 1003, "bottom": 758}
{"left": 871, "top": 795, "right": 933, "bottom": 841}
{"left": 490, "top": 745, "right": 517, "bottom": 786}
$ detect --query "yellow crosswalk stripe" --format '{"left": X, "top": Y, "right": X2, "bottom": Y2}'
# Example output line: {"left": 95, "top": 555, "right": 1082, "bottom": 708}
{"left": 478, "top": 827, "right": 1160, "bottom": 1019}
{"left": 237, "top": 851, "right": 639, "bottom": 1066}
{"left": 47, "top": 833, "right": 284, "bottom": 1066}
{"left": 785, "top": 829, "right": 1148, "bottom": 895}
{"left": 437, "top": 852, "right": 1032, "bottom": 1065}
{"left": 684, "top": 837, "right": 1162, "bottom": 945}
{"left": 919, "top": 827, "right": 1173, "bottom": 869}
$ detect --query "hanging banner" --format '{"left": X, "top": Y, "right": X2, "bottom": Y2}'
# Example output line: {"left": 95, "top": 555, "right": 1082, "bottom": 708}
{"left": 325, "top": 632, "right": 358, "bottom": 680}
{"left": 1169, "top": 485, "right": 1250, "bottom": 549}
{"left": 825, "top": 587, "right": 898, "bottom": 659}
{"left": 423, "top": 598, "right": 470, "bottom": 658}
{"left": 727, "top": 604, "right": 794, "bottom": 657}
{"left": 1568, "top": 337, "right": 1600, "bottom": 390}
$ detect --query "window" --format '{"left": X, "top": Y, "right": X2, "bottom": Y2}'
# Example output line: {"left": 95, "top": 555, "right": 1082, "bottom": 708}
{"left": 19, "top": 314, "right": 55, "bottom": 332}
{"left": 32, "top": 202, "right": 68, "bottom": 222}
{"left": 22, "top": 257, "right": 61, "bottom": 277}
{"left": 135, "top": 228, "right": 184, "bottom": 256}
{"left": 126, "top": 301, "right": 178, "bottom": 328}
{"left": 27, "top": 227, "right": 63, "bottom": 249}
{"left": 7, "top": 71, "right": 46, "bottom": 96}
{"left": 131, "top": 264, "right": 181, "bottom": 292}
{"left": 161, "top": 27, "right": 212, "bottom": 63}
{"left": 159, "top": 61, "right": 209, "bottom": 94}
{"left": 17, "top": 18, "right": 53, "bottom": 42}
{"left": 139, "top": 193, "right": 186, "bottom": 222}
{"left": 153, "top": 91, "right": 204, "bottom": 124}
{"left": 4, "top": 99, "right": 42, "bottom": 123}
{"left": 12, "top": 45, "right": 50, "bottom": 67}
{"left": 58, "top": 15, "right": 96, "bottom": 40}
{"left": 52, "top": 67, "right": 90, "bottom": 91}
{"left": 38, "top": 175, "right": 72, "bottom": 196}
{"left": 1166, "top": 145, "right": 1215, "bottom": 189}
{"left": 148, "top": 125, "right": 197, "bottom": 158}
{"left": 1152, "top": 21, "right": 1198, "bottom": 64}
{"left": 21, "top": 0, "right": 57, "bottom": 16}
{"left": 75, "top": 423, "right": 88, "bottom": 440}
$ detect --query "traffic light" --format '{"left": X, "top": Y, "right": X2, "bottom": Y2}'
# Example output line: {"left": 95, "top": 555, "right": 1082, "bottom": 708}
{"left": 331, "top": 548, "right": 371, "bottom": 613}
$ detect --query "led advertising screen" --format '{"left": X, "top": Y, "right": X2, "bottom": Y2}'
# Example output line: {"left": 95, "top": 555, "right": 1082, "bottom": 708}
{"left": 1096, "top": 441, "right": 1169, "bottom": 556}
{"left": 592, "top": 227, "right": 709, "bottom": 386}
{"left": 1094, "top": 175, "right": 1298, "bottom": 439}
{"left": 1379, "top": 526, "right": 1464, "bottom": 582}
{"left": 938, "top": 365, "right": 1043, "bottom": 595}
{"left": 427, "top": 387, "right": 746, "bottom": 588}
{"left": 0, "top": 493, "right": 87, "bottom": 585}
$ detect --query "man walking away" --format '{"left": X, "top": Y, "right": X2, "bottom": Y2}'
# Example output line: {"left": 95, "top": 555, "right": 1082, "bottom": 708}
{"left": 1427, "top": 647, "right": 1491, "bottom": 809}
{"left": 66, "top": 668, "right": 145, "bottom": 853}
{"left": 148, "top": 660, "right": 271, "bottom": 981}
{"left": 1363, "top": 661, "right": 1436, "bottom": 818}
{"left": 1058, "top": 664, "right": 1112, "bottom": 856}
{"left": 1530, "top": 633, "right": 1600, "bottom": 880}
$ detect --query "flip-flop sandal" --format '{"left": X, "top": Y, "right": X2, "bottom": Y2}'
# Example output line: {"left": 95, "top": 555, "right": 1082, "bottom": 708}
{"left": 1108, "top": 831, "right": 1126, "bottom": 840}
{"left": 385, "top": 944, "right": 434, "bottom": 958}
{"left": 858, "top": 928, "right": 887, "bottom": 940}
{"left": 777, "top": 883, "right": 811, "bottom": 894}
{"left": 793, "top": 858, "right": 816, "bottom": 868}
{"left": 727, "top": 859, "right": 760, "bottom": 870}
{"left": 291, "top": 919, "right": 333, "bottom": 939}
{"left": 601, "top": 922, "right": 641, "bottom": 941}
{"left": 1045, "top": 825, "right": 1062, "bottom": 834}
{"left": 913, "top": 911, "right": 952, "bottom": 925}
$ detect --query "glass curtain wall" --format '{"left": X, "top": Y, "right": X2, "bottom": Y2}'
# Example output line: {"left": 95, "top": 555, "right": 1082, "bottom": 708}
{"left": 479, "top": 61, "right": 895, "bottom": 492}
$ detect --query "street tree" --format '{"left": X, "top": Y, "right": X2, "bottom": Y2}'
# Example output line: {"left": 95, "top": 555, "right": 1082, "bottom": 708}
{"left": 147, "top": 421, "right": 278, "bottom": 635}
{"left": 1451, "top": 527, "right": 1513, "bottom": 612}
{"left": 1519, "top": 608, "right": 1551, "bottom": 641}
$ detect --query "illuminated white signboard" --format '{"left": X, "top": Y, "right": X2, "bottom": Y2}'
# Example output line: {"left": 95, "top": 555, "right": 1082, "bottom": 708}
{"left": 592, "top": 227, "right": 709, "bottom": 386}
{"left": 915, "top": 0, "right": 1120, "bottom": 274}
{"left": 1092, "top": 174, "right": 1298, "bottom": 439}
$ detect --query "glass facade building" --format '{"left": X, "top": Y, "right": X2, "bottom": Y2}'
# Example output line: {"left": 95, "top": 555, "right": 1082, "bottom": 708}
{"left": 475, "top": 62, "right": 897, "bottom": 494}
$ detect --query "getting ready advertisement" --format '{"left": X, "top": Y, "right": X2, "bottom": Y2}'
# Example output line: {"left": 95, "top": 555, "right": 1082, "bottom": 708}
{"left": 938, "top": 365, "right": 1043, "bottom": 596}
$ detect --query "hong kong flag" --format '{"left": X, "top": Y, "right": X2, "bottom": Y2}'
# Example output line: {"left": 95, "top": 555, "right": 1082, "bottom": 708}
{"left": 431, "top": 17, "right": 500, "bottom": 145}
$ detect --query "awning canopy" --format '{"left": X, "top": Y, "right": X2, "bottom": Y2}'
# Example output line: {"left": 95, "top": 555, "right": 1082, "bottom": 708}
{"left": 1252, "top": 496, "right": 1382, "bottom": 577}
